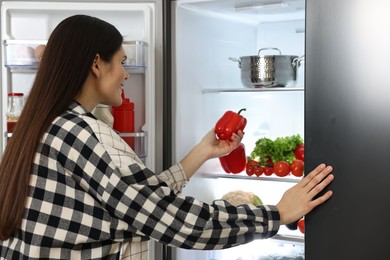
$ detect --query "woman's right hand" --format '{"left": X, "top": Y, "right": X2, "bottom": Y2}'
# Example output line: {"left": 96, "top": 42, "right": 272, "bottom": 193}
{"left": 275, "top": 163, "right": 334, "bottom": 225}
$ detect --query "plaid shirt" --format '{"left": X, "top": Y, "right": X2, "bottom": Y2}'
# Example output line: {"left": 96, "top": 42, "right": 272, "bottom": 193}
{"left": 0, "top": 102, "right": 280, "bottom": 259}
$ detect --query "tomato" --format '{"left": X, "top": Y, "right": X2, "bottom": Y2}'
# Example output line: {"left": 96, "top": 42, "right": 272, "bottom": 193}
{"left": 254, "top": 166, "right": 264, "bottom": 177}
{"left": 246, "top": 160, "right": 259, "bottom": 176}
{"left": 290, "top": 159, "right": 304, "bottom": 177}
{"left": 266, "top": 158, "right": 274, "bottom": 167}
{"left": 263, "top": 166, "right": 273, "bottom": 176}
{"left": 298, "top": 218, "right": 305, "bottom": 233}
{"left": 294, "top": 144, "right": 304, "bottom": 161}
{"left": 273, "top": 161, "right": 290, "bottom": 177}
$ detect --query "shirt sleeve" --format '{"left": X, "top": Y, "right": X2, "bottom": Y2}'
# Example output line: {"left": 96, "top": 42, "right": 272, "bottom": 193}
{"left": 63, "top": 118, "right": 281, "bottom": 250}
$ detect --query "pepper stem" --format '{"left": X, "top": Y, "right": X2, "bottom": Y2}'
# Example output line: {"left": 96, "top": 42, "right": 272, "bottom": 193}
{"left": 237, "top": 108, "right": 246, "bottom": 115}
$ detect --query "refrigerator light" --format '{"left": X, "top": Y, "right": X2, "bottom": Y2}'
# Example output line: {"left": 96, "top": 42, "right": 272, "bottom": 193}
{"left": 234, "top": 2, "right": 290, "bottom": 12}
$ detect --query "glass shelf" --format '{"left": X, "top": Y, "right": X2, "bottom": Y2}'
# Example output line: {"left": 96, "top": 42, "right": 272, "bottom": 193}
{"left": 272, "top": 234, "right": 304, "bottom": 244}
{"left": 202, "top": 86, "right": 304, "bottom": 93}
{"left": 200, "top": 172, "right": 302, "bottom": 183}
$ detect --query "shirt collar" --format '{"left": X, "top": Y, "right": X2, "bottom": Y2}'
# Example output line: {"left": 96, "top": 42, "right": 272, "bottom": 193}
{"left": 68, "top": 101, "right": 96, "bottom": 119}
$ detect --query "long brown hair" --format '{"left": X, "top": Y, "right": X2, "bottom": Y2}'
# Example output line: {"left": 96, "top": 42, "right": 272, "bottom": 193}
{"left": 0, "top": 15, "right": 123, "bottom": 240}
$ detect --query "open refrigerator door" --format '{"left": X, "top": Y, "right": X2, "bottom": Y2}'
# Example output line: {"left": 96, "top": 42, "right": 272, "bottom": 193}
{"left": 171, "top": 0, "right": 305, "bottom": 259}
{"left": 0, "top": 0, "right": 161, "bottom": 169}
{"left": 0, "top": 1, "right": 164, "bottom": 259}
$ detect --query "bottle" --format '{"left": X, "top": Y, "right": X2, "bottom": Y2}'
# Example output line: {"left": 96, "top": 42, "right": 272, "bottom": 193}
{"left": 6, "top": 92, "right": 24, "bottom": 133}
{"left": 112, "top": 90, "right": 135, "bottom": 149}
{"left": 93, "top": 104, "right": 114, "bottom": 128}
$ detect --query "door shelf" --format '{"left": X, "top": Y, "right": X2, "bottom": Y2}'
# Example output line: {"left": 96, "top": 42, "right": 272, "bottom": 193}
{"left": 202, "top": 86, "right": 304, "bottom": 94}
{"left": 118, "top": 131, "right": 148, "bottom": 159}
{"left": 200, "top": 172, "right": 301, "bottom": 183}
{"left": 3, "top": 39, "right": 147, "bottom": 73}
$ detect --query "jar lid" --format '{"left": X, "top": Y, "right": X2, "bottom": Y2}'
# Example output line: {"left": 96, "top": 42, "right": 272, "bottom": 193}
{"left": 8, "top": 92, "right": 24, "bottom": 96}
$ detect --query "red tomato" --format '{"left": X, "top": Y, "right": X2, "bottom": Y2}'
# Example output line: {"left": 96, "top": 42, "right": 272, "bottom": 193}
{"left": 294, "top": 144, "right": 304, "bottom": 161}
{"left": 290, "top": 159, "right": 304, "bottom": 177}
{"left": 254, "top": 166, "right": 264, "bottom": 177}
{"left": 273, "top": 161, "right": 290, "bottom": 177}
{"left": 263, "top": 166, "right": 273, "bottom": 176}
{"left": 266, "top": 158, "right": 274, "bottom": 167}
{"left": 246, "top": 160, "right": 259, "bottom": 176}
{"left": 298, "top": 218, "right": 305, "bottom": 233}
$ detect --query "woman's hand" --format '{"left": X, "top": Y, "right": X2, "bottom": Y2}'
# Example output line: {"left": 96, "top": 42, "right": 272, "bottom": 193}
{"left": 276, "top": 163, "right": 334, "bottom": 225}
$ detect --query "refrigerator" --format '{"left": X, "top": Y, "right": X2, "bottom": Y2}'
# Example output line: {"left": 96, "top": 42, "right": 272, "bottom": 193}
{"left": 305, "top": 0, "right": 390, "bottom": 259}
{"left": 168, "top": 0, "right": 306, "bottom": 259}
{"left": 0, "top": 0, "right": 167, "bottom": 259}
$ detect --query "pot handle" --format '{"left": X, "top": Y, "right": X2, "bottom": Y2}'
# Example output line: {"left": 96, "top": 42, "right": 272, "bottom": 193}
{"left": 258, "top": 47, "right": 282, "bottom": 56}
{"left": 292, "top": 55, "right": 305, "bottom": 68}
{"left": 228, "top": 57, "right": 241, "bottom": 68}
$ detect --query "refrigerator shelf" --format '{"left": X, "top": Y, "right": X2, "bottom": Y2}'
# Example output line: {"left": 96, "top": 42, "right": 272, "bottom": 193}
{"left": 123, "top": 66, "right": 146, "bottom": 73}
{"left": 272, "top": 234, "right": 304, "bottom": 244}
{"left": 200, "top": 172, "right": 301, "bottom": 183}
{"left": 6, "top": 64, "right": 39, "bottom": 72}
{"left": 202, "top": 86, "right": 304, "bottom": 93}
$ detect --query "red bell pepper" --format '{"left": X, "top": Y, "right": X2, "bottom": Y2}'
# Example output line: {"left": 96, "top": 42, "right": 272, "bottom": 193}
{"left": 219, "top": 143, "right": 246, "bottom": 174}
{"left": 215, "top": 108, "right": 247, "bottom": 141}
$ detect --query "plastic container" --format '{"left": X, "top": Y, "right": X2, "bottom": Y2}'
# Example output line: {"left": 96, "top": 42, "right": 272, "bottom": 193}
{"left": 122, "top": 41, "right": 147, "bottom": 68}
{"left": 112, "top": 90, "right": 135, "bottom": 149}
{"left": 6, "top": 92, "right": 24, "bottom": 133}
{"left": 4, "top": 40, "right": 46, "bottom": 67}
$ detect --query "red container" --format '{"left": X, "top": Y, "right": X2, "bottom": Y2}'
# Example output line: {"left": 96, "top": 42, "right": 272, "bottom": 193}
{"left": 112, "top": 90, "right": 135, "bottom": 149}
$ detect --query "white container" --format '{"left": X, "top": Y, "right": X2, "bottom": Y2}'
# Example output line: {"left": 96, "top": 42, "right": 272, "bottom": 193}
{"left": 122, "top": 41, "right": 147, "bottom": 68}
{"left": 4, "top": 40, "right": 46, "bottom": 67}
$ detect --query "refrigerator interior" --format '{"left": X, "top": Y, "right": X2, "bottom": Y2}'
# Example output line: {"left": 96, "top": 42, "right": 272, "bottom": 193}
{"left": 0, "top": 1, "right": 158, "bottom": 170}
{"left": 172, "top": 0, "right": 305, "bottom": 259}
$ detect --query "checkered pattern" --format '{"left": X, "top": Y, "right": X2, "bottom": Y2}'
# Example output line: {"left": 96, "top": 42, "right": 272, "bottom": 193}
{"left": 0, "top": 102, "right": 280, "bottom": 259}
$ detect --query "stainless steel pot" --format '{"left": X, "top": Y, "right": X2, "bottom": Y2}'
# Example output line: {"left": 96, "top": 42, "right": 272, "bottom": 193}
{"left": 230, "top": 48, "right": 304, "bottom": 88}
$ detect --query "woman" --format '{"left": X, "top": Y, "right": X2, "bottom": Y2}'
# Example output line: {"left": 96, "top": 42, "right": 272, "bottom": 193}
{"left": 0, "top": 15, "right": 334, "bottom": 259}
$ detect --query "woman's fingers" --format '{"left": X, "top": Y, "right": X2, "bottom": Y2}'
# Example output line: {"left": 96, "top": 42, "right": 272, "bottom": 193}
{"left": 307, "top": 173, "right": 334, "bottom": 199}
{"left": 300, "top": 164, "right": 333, "bottom": 190}
{"left": 303, "top": 164, "right": 334, "bottom": 210}
{"left": 309, "top": 190, "right": 334, "bottom": 209}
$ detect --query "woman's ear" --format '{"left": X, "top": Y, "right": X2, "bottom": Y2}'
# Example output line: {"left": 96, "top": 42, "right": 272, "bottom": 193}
{"left": 91, "top": 54, "right": 101, "bottom": 78}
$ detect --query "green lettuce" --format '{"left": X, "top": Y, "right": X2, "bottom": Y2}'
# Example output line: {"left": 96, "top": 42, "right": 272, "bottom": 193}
{"left": 250, "top": 134, "right": 303, "bottom": 165}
